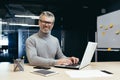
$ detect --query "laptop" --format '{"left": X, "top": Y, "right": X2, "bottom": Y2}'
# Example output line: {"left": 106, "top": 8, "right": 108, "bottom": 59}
{"left": 54, "top": 41, "right": 97, "bottom": 70}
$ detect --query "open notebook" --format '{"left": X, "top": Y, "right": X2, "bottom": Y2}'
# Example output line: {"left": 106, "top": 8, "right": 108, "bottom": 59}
{"left": 54, "top": 42, "right": 97, "bottom": 70}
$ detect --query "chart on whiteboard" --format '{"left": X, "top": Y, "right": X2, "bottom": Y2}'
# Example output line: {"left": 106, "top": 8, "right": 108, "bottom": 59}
{"left": 97, "top": 10, "right": 120, "bottom": 48}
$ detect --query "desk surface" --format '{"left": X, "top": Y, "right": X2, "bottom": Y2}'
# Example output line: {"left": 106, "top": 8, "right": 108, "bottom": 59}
{"left": 0, "top": 62, "right": 120, "bottom": 80}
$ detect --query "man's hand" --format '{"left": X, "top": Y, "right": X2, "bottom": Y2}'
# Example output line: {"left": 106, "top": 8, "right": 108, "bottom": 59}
{"left": 56, "top": 58, "right": 72, "bottom": 65}
{"left": 56, "top": 57, "right": 79, "bottom": 65}
{"left": 68, "top": 56, "right": 79, "bottom": 64}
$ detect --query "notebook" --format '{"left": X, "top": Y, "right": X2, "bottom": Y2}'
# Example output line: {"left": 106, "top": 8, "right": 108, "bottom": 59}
{"left": 54, "top": 41, "right": 97, "bottom": 70}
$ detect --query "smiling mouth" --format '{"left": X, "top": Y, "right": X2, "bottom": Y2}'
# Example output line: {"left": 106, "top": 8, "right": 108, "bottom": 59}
{"left": 44, "top": 27, "right": 49, "bottom": 30}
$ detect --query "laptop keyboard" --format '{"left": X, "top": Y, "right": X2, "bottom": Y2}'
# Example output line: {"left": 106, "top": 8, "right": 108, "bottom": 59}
{"left": 66, "top": 62, "right": 81, "bottom": 66}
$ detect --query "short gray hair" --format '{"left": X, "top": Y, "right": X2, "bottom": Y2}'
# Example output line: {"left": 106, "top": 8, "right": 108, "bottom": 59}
{"left": 39, "top": 11, "right": 55, "bottom": 22}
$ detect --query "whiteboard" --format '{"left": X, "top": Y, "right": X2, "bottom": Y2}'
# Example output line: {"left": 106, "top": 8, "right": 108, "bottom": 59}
{"left": 97, "top": 10, "right": 120, "bottom": 48}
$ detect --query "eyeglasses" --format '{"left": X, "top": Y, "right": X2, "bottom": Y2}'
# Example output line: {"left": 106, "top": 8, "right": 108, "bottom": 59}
{"left": 39, "top": 20, "right": 54, "bottom": 25}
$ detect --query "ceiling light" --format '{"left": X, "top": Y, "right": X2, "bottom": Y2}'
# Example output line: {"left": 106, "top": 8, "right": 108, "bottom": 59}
{"left": 9, "top": 23, "right": 39, "bottom": 27}
{"left": 15, "top": 15, "right": 39, "bottom": 19}
{"left": 0, "top": 21, "right": 7, "bottom": 24}
{"left": 9, "top": 23, "right": 28, "bottom": 26}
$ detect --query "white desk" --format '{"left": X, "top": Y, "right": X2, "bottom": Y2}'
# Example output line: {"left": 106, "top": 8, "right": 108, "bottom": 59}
{"left": 0, "top": 62, "right": 120, "bottom": 80}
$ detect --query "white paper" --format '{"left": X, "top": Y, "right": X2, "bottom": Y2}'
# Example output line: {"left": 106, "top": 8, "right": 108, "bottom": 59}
{"left": 65, "top": 70, "right": 112, "bottom": 78}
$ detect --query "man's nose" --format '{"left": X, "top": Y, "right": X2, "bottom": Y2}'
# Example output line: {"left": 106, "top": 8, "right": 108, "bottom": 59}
{"left": 44, "top": 23, "right": 50, "bottom": 26}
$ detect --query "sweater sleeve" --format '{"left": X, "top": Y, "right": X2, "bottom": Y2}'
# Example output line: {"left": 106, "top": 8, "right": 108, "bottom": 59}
{"left": 26, "top": 38, "right": 57, "bottom": 67}
{"left": 55, "top": 38, "right": 67, "bottom": 59}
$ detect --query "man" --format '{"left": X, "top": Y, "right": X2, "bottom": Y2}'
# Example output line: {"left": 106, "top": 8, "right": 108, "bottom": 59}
{"left": 26, "top": 11, "right": 79, "bottom": 67}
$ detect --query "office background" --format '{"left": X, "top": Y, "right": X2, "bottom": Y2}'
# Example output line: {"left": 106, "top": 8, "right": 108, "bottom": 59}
{"left": 0, "top": 0, "right": 120, "bottom": 63}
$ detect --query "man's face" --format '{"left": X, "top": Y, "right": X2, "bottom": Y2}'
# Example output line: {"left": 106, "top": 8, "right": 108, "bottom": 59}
{"left": 39, "top": 16, "right": 54, "bottom": 33}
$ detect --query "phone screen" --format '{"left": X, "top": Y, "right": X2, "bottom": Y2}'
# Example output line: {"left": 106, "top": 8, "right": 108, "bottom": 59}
{"left": 34, "top": 69, "right": 55, "bottom": 74}
{"left": 101, "top": 70, "right": 113, "bottom": 74}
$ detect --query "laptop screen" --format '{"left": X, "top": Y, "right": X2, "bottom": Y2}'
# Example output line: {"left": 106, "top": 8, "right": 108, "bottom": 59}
{"left": 54, "top": 41, "right": 97, "bottom": 70}
{"left": 79, "top": 42, "right": 97, "bottom": 69}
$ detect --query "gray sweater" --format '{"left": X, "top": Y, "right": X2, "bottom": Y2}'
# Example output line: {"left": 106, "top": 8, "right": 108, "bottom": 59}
{"left": 26, "top": 30, "right": 66, "bottom": 67}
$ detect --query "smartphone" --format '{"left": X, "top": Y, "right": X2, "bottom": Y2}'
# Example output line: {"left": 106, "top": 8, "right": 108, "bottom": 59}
{"left": 31, "top": 69, "right": 58, "bottom": 76}
{"left": 101, "top": 70, "right": 113, "bottom": 74}
{"left": 33, "top": 66, "right": 51, "bottom": 70}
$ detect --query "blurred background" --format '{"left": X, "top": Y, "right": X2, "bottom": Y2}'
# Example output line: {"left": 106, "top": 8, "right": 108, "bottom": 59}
{"left": 0, "top": 0, "right": 120, "bottom": 63}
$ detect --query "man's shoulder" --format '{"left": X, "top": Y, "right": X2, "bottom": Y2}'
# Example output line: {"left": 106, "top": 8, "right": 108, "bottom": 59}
{"left": 51, "top": 35, "right": 58, "bottom": 40}
{"left": 29, "top": 33, "right": 38, "bottom": 38}
{"left": 26, "top": 33, "right": 38, "bottom": 41}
